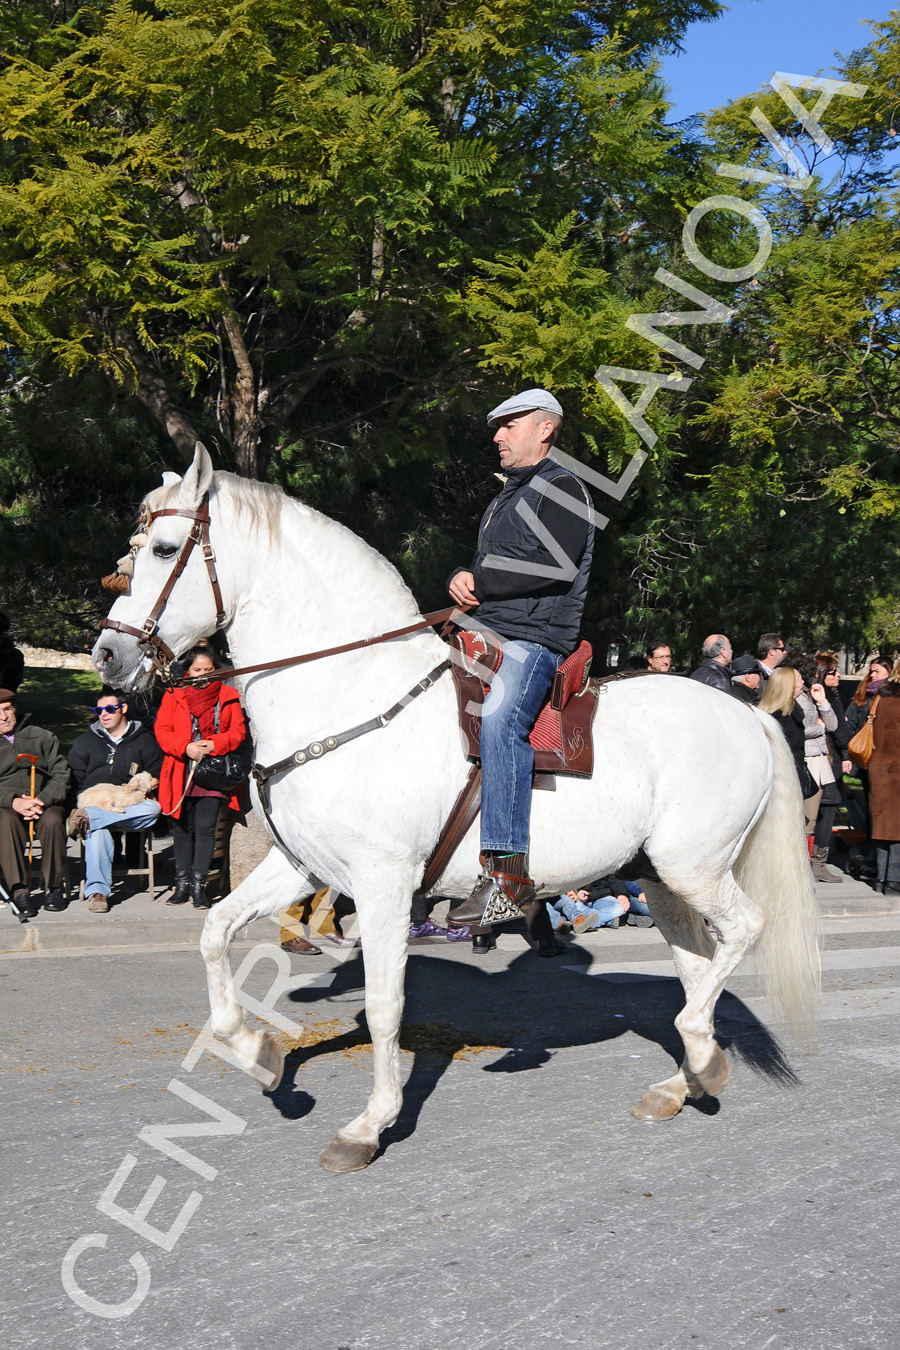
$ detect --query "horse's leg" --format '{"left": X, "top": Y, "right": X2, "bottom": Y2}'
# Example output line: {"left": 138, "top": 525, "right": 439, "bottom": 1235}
{"left": 319, "top": 878, "right": 411, "bottom": 1173}
{"left": 199, "top": 846, "right": 314, "bottom": 1089}
{"left": 630, "top": 885, "right": 717, "bottom": 1121}
{"left": 658, "top": 870, "right": 764, "bottom": 1100}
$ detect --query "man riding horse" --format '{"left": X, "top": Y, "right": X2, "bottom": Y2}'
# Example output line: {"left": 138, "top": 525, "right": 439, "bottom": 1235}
{"left": 446, "top": 389, "right": 595, "bottom": 932}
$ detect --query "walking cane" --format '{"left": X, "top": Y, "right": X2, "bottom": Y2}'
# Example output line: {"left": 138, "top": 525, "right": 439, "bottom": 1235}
{"left": 16, "top": 752, "right": 39, "bottom": 867}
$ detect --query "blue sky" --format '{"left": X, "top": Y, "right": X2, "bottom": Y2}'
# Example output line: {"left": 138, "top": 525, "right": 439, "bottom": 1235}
{"left": 660, "top": 0, "right": 894, "bottom": 122}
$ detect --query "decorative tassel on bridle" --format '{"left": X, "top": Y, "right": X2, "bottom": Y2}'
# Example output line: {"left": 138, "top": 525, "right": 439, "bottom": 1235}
{"left": 101, "top": 508, "right": 150, "bottom": 594}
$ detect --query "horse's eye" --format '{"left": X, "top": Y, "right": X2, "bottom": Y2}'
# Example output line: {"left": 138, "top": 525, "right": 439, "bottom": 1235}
{"left": 152, "top": 542, "right": 178, "bottom": 560}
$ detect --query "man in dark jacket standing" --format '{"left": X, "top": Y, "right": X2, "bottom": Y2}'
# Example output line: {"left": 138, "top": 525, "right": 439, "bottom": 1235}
{"left": 690, "top": 635, "right": 734, "bottom": 693}
{"left": 729, "top": 653, "right": 762, "bottom": 704}
{"left": 445, "top": 389, "right": 594, "bottom": 931}
{"left": 68, "top": 691, "right": 163, "bottom": 913}
{"left": 0, "top": 688, "right": 69, "bottom": 916}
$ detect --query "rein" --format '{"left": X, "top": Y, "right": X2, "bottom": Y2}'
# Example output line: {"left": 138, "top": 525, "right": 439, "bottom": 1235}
{"left": 177, "top": 607, "right": 458, "bottom": 685}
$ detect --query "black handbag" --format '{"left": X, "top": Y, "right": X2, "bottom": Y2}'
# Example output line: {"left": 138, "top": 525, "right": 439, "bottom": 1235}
{"left": 189, "top": 704, "right": 249, "bottom": 794}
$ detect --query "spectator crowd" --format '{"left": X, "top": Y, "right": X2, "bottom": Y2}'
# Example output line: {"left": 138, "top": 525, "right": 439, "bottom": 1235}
{"left": 1, "top": 610, "right": 899, "bottom": 949}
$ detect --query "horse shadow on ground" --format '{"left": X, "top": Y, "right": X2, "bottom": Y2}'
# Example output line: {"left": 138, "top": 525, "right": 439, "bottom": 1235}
{"left": 266, "top": 939, "right": 800, "bottom": 1157}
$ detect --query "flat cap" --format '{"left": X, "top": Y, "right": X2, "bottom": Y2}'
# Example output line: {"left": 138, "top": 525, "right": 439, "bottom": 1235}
{"left": 0, "top": 688, "right": 16, "bottom": 703}
{"left": 487, "top": 388, "right": 564, "bottom": 427}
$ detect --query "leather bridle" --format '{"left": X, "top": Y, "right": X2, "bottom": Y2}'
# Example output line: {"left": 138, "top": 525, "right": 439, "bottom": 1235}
{"left": 99, "top": 496, "right": 225, "bottom": 671}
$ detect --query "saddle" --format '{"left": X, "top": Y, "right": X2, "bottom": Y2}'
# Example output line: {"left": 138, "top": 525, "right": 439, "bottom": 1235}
{"left": 418, "top": 632, "right": 598, "bottom": 895}
{"left": 448, "top": 631, "right": 597, "bottom": 778}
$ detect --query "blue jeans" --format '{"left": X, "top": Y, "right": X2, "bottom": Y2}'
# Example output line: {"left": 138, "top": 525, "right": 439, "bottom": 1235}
{"left": 548, "top": 894, "right": 626, "bottom": 930}
{"left": 84, "top": 802, "right": 161, "bottom": 898}
{"left": 480, "top": 639, "right": 559, "bottom": 855}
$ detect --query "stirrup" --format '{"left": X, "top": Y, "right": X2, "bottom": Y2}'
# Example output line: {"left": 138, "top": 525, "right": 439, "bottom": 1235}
{"left": 481, "top": 879, "right": 526, "bottom": 926}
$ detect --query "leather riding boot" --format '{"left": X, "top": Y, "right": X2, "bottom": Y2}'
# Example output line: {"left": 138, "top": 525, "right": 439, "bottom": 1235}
{"left": 190, "top": 872, "right": 213, "bottom": 909}
{"left": 447, "top": 853, "right": 536, "bottom": 929}
{"left": 811, "top": 844, "right": 843, "bottom": 883}
{"left": 167, "top": 872, "right": 191, "bottom": 906}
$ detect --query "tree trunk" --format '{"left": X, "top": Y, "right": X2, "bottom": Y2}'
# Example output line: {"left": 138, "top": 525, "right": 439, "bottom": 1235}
{"left": 116, "top": 328, "right": 201, "bottom": 464}
{"left": 219, "top": 290, "right": 263, "bottom": 479}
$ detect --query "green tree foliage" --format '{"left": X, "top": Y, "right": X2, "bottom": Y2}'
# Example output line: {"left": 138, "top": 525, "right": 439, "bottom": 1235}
{"left": 0, "top": 0, "right": 724, "bottom": 647}
{"left": 0, "top": 0, "right": 721, "bottom": 480}
{"left": 3, "top": 0, "right": 899, "bottom": 669}
{"left": 466, "top": 18, "right": 900, "bottom": 664}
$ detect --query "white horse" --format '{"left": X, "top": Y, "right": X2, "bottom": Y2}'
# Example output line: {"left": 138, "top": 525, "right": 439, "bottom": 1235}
{"left": 94, "top": 444, "right": 819, "bottom": 1172}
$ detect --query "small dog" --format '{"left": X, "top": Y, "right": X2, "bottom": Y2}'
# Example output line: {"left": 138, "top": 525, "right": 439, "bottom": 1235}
{"left": 77, "top": 772, "right": 159, "bottom": 813}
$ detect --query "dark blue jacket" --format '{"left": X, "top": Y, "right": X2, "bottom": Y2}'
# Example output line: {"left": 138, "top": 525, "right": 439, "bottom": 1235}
{"left": 454, "top": 457, "right": 594, "bottom": 657}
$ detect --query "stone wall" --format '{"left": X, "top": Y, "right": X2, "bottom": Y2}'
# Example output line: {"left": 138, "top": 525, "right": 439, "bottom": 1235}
{"left": 21, "top": 645, "right": 95, "bottom": 672}
{"left": 229, "top": 810, "right": 274, "bottom": 889}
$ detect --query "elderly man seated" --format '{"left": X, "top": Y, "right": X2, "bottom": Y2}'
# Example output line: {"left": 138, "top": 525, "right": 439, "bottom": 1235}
{"left": 68, "top": 691, "right": 163, "bottom": 913}
{"left": 0, "top": 687, "right": 70, "bottom": 916}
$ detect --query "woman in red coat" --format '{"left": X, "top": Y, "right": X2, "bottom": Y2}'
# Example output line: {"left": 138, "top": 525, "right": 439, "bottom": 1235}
{"left": 155, "top": 646, "right": 247, "bottom": 908}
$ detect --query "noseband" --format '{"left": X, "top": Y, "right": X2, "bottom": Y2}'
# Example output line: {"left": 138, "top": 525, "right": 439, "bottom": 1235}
{"left": 99, "top": 495, "right": 226, "bottom": 671}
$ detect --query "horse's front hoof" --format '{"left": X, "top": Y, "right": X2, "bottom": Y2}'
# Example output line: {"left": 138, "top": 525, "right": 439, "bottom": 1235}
{"left": 318, "top": 1134, "right": 378, "bottom": 1173}
{"left": 630, "top": 1085, "right": 685, "bottom": 1122}
{"left": 690, "top": 1044, "right": 730, "bottom": 1097}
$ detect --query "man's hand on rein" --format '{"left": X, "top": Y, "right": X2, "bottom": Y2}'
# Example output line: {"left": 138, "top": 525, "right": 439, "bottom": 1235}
{"left": 448, "top": 570, "right": 478, "bottom": 610}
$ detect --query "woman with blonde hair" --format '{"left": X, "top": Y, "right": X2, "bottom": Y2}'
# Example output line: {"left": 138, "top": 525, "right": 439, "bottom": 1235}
{"left": 759, "top": 666, "right": 818, "bottom": 806}
{"left": 867, "top": 658, "right": 900, "bottom": 894}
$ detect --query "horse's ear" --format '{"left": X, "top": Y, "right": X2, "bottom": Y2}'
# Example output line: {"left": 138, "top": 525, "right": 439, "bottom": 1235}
{"left": 177, "top": 442, "right": 215, "bottom": 510}
{"left": 161, "top": 471, "right": 181, "bottom": 488}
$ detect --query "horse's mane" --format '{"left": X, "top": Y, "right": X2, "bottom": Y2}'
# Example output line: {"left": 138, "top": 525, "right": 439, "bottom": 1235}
{"left": 145, "top": 469, "right": 285, "bottom": 541}
{"left": 212, "top": 471, "right": 285, "bottom": 540}
{"left": 145, "top": 466, "right": 422, "bottom": 617}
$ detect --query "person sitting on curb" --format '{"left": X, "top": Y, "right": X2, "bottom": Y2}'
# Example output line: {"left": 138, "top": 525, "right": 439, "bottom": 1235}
{"left": 0, "top": 687, "right": 70, "bottom": 916}
{"left": 67, "top": 691, "right": 164, "bottom": 913}
{"left": 547, "top": 877, "right": 654, "bottom": 933}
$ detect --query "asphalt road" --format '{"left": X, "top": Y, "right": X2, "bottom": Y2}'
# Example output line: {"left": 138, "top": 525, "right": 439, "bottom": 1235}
{"left": 3, "top": 881, "right": 900, "bottom": 1350}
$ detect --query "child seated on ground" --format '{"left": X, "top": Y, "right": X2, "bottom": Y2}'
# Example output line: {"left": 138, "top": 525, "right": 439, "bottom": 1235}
{"left": 547, "top": 875, "right": 654, "bottom": 933}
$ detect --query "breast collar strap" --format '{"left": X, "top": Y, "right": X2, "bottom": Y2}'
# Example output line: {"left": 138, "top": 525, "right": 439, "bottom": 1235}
{"left": 251, "top": 659, "right": 451, "bottom": 874}
{"left": 99, "top": 495, "right": 226, "bottom": 672}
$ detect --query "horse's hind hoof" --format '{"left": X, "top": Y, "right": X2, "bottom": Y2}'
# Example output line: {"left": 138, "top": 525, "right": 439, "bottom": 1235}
{"left": 318, "top": 1135, "right": 378, "bottom": 1173}
{"left": 631, "top": 1085, "right": 685, "bottom": 1122}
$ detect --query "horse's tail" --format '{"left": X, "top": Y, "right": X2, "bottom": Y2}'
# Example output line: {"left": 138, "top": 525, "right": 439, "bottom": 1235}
{"left": 733, "top": 709, "right": 821, "bottom": 1042}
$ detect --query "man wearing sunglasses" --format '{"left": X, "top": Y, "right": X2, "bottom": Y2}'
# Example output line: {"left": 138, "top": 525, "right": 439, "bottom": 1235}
{"left": 757, "top": 633, "right": 787, "bottom": 689}
{"left": 67, "top": 692, "right": 163, "bottom": 913}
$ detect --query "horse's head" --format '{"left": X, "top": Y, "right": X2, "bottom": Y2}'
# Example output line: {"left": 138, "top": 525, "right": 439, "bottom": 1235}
{"left": 93, "top": 443, "right": 226, "bottom": 688}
